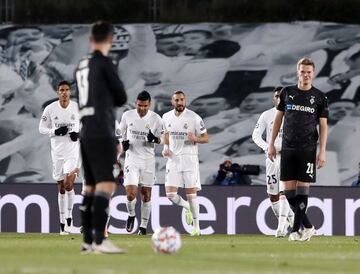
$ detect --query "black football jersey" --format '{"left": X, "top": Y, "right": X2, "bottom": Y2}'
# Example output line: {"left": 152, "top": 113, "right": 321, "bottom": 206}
{"left": 75, "top": 50, "right": 127, "bottom": 139}
{"left": 277, "top": 85, "right": 328, "bottom": 150}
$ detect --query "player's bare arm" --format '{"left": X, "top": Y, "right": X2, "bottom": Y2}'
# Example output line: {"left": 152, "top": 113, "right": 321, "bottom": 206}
{"left": 317, "top": 117, "right": 328, "bottom": 169}
{"left": 162, "top": 132, "right": 172, "bottom": 157}
{"left": 187, "top": 132, "right": 209, "bottom": 144}
{"left": 268, "top": 110, "right": 283, "bottom": 161}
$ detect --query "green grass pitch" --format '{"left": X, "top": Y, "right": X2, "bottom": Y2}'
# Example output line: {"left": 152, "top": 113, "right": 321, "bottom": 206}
{"left": 0, "top": 233, "right": 359, "bottom": 274}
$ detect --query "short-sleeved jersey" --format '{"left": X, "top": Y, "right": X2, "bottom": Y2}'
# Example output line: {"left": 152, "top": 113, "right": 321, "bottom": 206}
{"left": 39, "top": 100, "right": 80, "bottom": 157}
{"left": 118, "top": 109, "right": 163, "bottom": 161}
{"left": 277, "top": 85, "right": 329, "bottom": 151}
{"left": 162, "top": 108, "right": 207, "bottom": 156}
{"left": 252, "top": 107, "right": 283, "bottom": 152}
{"left": 75, "top": 50, "right": 127, "bottom": 139}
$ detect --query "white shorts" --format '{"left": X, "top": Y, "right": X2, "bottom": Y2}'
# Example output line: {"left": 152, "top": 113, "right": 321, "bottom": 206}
{"left": 266, "top": 156, "right": 283, "bottom": 195}
{"left": 52, "top": 156, "right": 79, "bottom": 181}
{"left": 165, "top": 155, "right": 201, "bottom": 190}
{"left": 123, "top": 159, "right": 155, "bottom": 187}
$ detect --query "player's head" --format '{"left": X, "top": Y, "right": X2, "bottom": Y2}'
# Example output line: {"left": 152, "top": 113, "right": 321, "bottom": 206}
{"left": 189, "top": 95, "right": 228, "bottom": 118}
{"left": 90, "top": 21, "right": 114, "bottom": 56}
{"left": 136, "top": 90, "right": 151, "bottom": 117}
{"left": 329, "top": 99, "right": 356, "bottom": 124}
{"left": 272, "top": 86, "right": 283, "bottom": 106}
{"left": 57, "top": 80, "right": 71, "bottom": 102}
{"left": 239, "top": 89, "right": 274, "bottom": 114}
{"left": 171, "top": 91, "right": 186, "bottom": 113}
{"left": 297, "top": 58, "right": 315, "bottom": 87}
{"left": 182, "top": 26, "right": 213, "bottom": 55}
{"left": 156, "top": 33, "right": 185, "bottom": 57}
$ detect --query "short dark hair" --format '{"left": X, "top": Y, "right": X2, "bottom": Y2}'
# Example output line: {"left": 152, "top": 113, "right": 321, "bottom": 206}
{"left": 173, "top": 90, "right": 185, "bottom": 96}
{"left": 57, "top": 80, "right": 71, "bottom": 90}
{"left": 273, "top": 86, "right": 283, "bottom": 93}
{"left": 137, "top": 90, "right": 151, "bottom": 102}
{"left": 91, "top": 21, "right": 114, "bottom": 43}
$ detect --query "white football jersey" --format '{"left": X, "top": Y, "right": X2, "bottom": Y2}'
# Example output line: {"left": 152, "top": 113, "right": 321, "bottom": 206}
{"left": 252, "top": 107, "right": 283, "bottom": 152}
{"left": 39, "top": 100, "right": 80, "bottom": 157}
{"left": 118, "top": 109, "right": 163, "bottom": 161}
{"left": 162, "top": 108, "right": 207, "bottom": 156}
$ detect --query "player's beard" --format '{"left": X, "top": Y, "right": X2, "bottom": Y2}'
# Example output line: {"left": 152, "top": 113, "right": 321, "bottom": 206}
{"left": 175, "top": 105, "right": 185, "bottom": 113}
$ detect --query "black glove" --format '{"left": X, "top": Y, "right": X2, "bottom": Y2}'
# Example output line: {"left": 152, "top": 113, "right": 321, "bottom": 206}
{"left": 54, "top": 126, "right": 68, "bottom": 136}
{"left": 122, "top": 140, "right": 130, "bottom": 151}
{"left": 69, "top": 132, "right": 79, "bottom": 142}
{"left": 147, "top": 130, "right": 159, "bottom": 144}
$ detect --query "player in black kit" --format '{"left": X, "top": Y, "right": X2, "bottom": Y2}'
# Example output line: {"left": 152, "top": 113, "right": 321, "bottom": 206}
{"left": 75, "top": 21, "right": 127, "bottom": 254}
{"left": 268, "top": 58, "right": 328, "bottom": 242}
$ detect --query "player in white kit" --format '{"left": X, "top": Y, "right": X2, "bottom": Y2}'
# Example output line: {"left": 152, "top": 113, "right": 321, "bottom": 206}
{"left": 162, "top": 91, "right": 209, "bottom": 236}
{"left": 39, "top": 80, "right": 80, "bottom": 235}
{"left": 118, "top": 91, "right": 163, "bottom": 235}
{"left": 252, "top": 87, "right": 294, "bottom": 237}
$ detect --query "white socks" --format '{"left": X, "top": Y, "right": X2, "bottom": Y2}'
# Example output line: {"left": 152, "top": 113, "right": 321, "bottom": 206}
{"left": 277, "top": 195, "right": 294, "bottom": 231}
{"left": 58, "top": 193, "right": 66, "bottom": 224}
{"left": 271, "top": 200, "right": 280, "bottom": 219}
{"left": 187, "top": 194, "right": 199, "bottom": 231}
{"left": 140, "top": 201, "right": 151, "bottom": 229}
{"left": 166, "top": 192, "right": 190, "bottom": 210}
{"left": 65, "top": 189, "right": 75, "bottom": 220}
{"left": 126, "top": 198, "right": 137, "bottom": 217}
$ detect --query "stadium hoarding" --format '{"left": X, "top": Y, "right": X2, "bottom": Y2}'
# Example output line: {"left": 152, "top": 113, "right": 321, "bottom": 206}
{"left": 0, "top": 184, "right": 359, "bottom": 235}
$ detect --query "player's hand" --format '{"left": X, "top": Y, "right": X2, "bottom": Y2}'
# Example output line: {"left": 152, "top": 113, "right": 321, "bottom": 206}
{"left": 122, "top": 140, "right": 130, "bottom": 152}
{"left": 316, "top": 150, "right": 326, "bottom": 169}
{"left": 69, "top": 132, "right": 79, "bottom": 142}
{"left": 187, "top": 132, "right": 197, "bottom": 143}
{"left": 162, "top": 148, "right": 173, "bottom": 158}
{"left": 54, "top": 126, "right": 68, "bottom": 136}
{"left": 147, "top": 130, "right": 159, "bottom": 143}
{"left": 267, "top": 144, "right": 276, "bottom": 162}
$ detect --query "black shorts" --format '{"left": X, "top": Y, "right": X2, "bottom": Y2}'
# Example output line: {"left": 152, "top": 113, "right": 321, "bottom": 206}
{"left": 280, "top": 149, "right": 316, "bottom": 183}
{"left": 81, "top": 138, "right": 117, "bottom": 185}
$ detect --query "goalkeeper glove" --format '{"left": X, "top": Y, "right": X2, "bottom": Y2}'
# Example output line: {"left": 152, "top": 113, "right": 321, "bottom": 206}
{"left": 54, "top": 126, "right": 68, "bottom": 136}
{"left": 122, "top": 140, "right": 130, "bottom": 151}
{"left": 69, "top": 132, "right": 79, "bottom": 142}
{"left": 147, "top": 130, "right": 159, "bottom": 144}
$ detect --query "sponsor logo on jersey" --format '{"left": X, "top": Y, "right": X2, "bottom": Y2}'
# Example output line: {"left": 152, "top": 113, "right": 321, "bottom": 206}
{"left": 42, "top": 116, "right": 47, "bottom": 121}
{"left": 54, "top": 116, "right": 59, "bottom": 120}
{"left": 286, "top": 104, "right": 315, "bottom": 113}
{"left": 71, "top": 114, "right": 75, "bottom": 120}
{"left": 184, "top": 123, "right": 188, "bottom": 129}
{"left": 310, "top": 96, "right": 315, "bottom": 105}
{"left": 289, "top": 95, "right": 295, "bottom": 100}
{"left": 129, "top": 123, "right": 133, "bottom": 127}
{"left": 168, "top": 124, "right": 171, "bottom": 128}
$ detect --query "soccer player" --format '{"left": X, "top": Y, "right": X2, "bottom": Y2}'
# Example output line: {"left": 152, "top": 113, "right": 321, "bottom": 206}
{"left": 75, "top": 21, "right": 127, "bottom": 254}
{"left": 118, "top": 90, "right": 163, "bottom": 235}
{"left": 162, "top": 91, "right": 209, "bottom": 236}
{"left": 252, "top": 86, "right": 294, "bottom": 237}
{"left": 39, "top": 80, "right": 79, "bottom": 235}
{"left": 268, "top": 58, "right": 329, "bottom": 241}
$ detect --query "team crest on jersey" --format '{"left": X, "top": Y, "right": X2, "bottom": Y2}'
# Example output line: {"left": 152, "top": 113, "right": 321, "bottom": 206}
{"left": 183, "top": 123, "right": 188, "bottom": 129}
{"left": 129, "top": 123, "right": 133, "bottom": 127}
{"left": 54, "top": 116, "right": 59, "bottom": 120}
{"left": 71, "top": 114, "right": 75, "bottom": 120}
{"left": 168, "top": 124, "right": 171, "bottom": 128}
{"left": 310, "top": 96, "right": 315, "bottom": 105}
{"left": 145, "top": 124, "right": 150, "bottom": 130}
{"left": 42, "top": 116, "right": 47, "bottom": 121}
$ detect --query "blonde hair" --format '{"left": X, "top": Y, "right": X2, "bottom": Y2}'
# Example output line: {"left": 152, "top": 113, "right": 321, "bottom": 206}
{"left": 297, "top": 58, "right": 315, "bottom": 70}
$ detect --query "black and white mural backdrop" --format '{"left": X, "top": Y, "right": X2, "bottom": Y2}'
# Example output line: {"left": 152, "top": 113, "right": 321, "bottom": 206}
{"left": 0, "top": 22, "right": 359, "bottom": 186}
